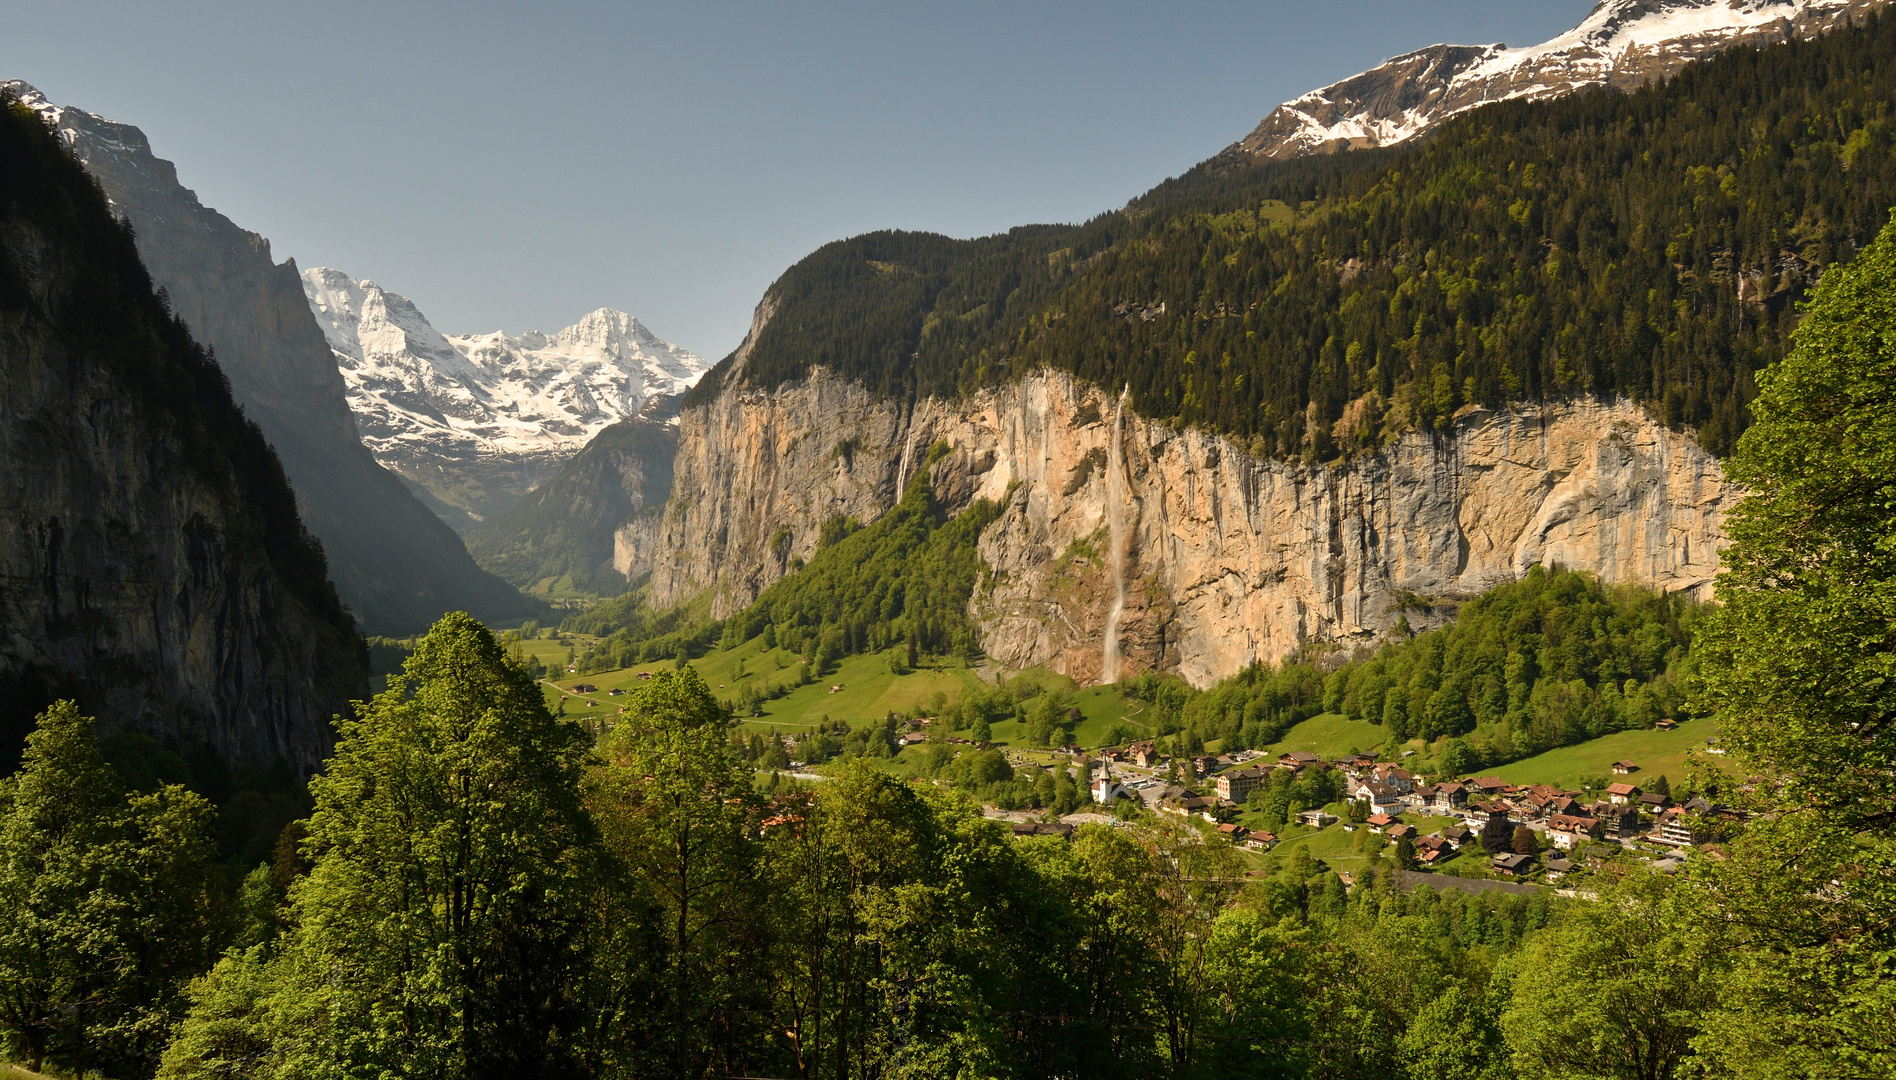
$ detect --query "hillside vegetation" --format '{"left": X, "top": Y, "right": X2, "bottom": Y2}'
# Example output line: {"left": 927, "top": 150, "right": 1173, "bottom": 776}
{"left": 692, "top": 15, "right": 1896, "bottom": 457}
{"left": 1175, "top": 567, "right": 1696, "bottom": 773}
{"left": 466, "top": 412, "right": 678, "bottom": 597}
{"left": 573, "top": 457, "right": 1001, "bottom": 676}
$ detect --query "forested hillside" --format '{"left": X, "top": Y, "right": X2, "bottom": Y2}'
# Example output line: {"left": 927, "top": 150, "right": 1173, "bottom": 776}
{"left": 694, "top": 14, "right": 1896, "bottom": 457}
{"left": 573, "top": 454, "right": 1001, "bottom": 673}
{"left": 1176, "top": 568, "right": 1697, "bottom": 770}
{"left": 466, "top": 407, "right": 679, "bottom": 597}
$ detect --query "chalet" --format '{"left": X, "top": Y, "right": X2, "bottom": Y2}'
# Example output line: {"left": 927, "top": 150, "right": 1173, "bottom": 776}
{"left": 1341, "top": 752, "right": 1378, "bottom": 774}
{"left": 607, "top": 688, "right": 625, "bottom": 696}
{"left": 1215, "top": 766, "right": 1273, "bottom": 806}
{"left": 1639, "top": 792, "right": 1672, "bottom": 811}
{"left": 1127, "top": 741, "right": 1162, "bottom": 768}
{"left": 1544, "top": 856, "right": 1574, "bottom": 881}
{"left": 1653, "top": 809, "right": 1698, "bottom": 847}
{"left": 1373, "top": 764, "right": 1416, "bottom": 794}
{"left": 1386, "top": 822, "right": 1417, "bottom": 841}
{"left": 1352, "top": 780, "right": 1406, "bottom": 814}
{"left": 897, "top": 732, "right": 930, "bottom": 747}
{"left": 1547, "top": 814, "right": 1603, "bottom": 850}
{"left": 571, "top": 683, "right": 598, "bottom": 693}
{"left": 637, "top": 671, "right": 653, "bottom": 680}
{"left": 1415, "top": 835, "right": 1455, "bottom": 864}
{"left": 1594, "top": 803, "right": 1642, "bottom": 838}
{"left": 1467, "top": 776, "right": 1511, "bottom": 797}
{"left": 1490, "top": 852, "right": 1535, "bottom": 876}
{"left": 1243, "top": 832, "right": 1278, "bottom": 851}
{"left": 1365, "top": 812, "right": 1398, "bottom": 832}
{"left": 1216, "top": 823, "right": 1251, "bottom": 843}
{"left": 1441, "top": 825, "right": 1476, "bottom": 847}
{"left": 1162, "top": 793, "right": 1217, "bottom": 816}
{"left": 1612, "top": 760, "right": 1640, "bottom": 775}
{"left": 1191, "top": 755, "right": 1218, "bottom": 778}
{"left": 1099, "top": 748, "right": 1125, "bottom": 764}
{"left": 1297, "top": 809, "right": 1338, "bottom": 828}
{"left": 1430, "top": 782, "right": 1469, "bottom": 813}
{"left": 1467, "top": 800, "right": 1511, "bottom": 824}
{"left": 1604, "top": 782, "right": 1642, "bottom": 806}
{"left": 1278, "top": 751, "right": 1322, "bottom": 770}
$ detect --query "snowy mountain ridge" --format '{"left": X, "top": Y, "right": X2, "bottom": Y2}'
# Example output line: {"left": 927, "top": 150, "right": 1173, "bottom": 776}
{"left": 1231, "top": 0, "right": 1889, "bottom": 161}
{"left": 302, "top": 267, "right": 708, "bottom": 529}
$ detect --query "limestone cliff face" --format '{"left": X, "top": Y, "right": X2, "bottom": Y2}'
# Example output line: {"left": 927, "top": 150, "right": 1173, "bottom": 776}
{"left": 0, "top": 127, "right": 367, "bottom": 769}
{"left": 649, "top": 366, "right": 1732, "bottom": 689}
{"left": 4, "top": 80, "right": 539, "bottom": 635}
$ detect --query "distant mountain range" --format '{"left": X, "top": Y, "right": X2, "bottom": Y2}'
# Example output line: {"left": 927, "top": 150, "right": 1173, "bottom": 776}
{"left": 1229, "top": 0, "right": 1888, "bottom": 162}
{"left": 3, "top": 80, "right": 542, "bottom": 635}
{"left": 301, "top": 269, "right": 708, "bottom": 531}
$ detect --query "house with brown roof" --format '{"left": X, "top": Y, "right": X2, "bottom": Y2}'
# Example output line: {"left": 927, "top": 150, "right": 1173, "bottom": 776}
{"left": 1365, "top": 812, "right": 1398, "bottom": 832}
{"left": 1612, "top": 760, "right": 1640, "bottom": 775}
{"left": 1605, "top": 782, "right": 1642, "bottom": 806}
{"left": 1467, "top": 777, "right": 1511, "bottom": 797}
{"left": 1127, "top": 741, "right": 1162, "bottom": 768}
{"left": 1215, "top": 765, "right": 1272, "bottom": 806}
{"left": 1353, "top": 780, "right": 1406, "bottom": 814}
{"left": 1278, "top": 750, "right": 1321, "bottom": 769}
{"left": 1547, "top": 814, "right": 1603, "bottom": 850}
{"left": 1440, "top": 825, "right": 1476, "bottom": 847}
{"left": 1216, "top": 823, "right": 1251, "bottom": 843}
{"left": 1373, "top": 764, "right": 1416, "bottom": 793}
{"left": 1490, "top": 852, "right": 1535, "bottom": 876}
{"left": 1430, "top": 782, "right": 1468, "bottom": 813}
{"left": 1386, "top": 822, "right": 1417, "bottom": 841}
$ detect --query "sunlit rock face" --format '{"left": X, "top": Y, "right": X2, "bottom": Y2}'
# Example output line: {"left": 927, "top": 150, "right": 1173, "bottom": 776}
{"left": 650, "top": 350, "right": 1731, "bottom": 688}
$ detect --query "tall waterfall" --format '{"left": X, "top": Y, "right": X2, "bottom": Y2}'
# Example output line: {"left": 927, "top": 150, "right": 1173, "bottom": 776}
{"left": 896, "top": 402, "right": 927, "bottom": 499}
{"left": 1102, "top": 386, "right": 1130, "bottom": 684}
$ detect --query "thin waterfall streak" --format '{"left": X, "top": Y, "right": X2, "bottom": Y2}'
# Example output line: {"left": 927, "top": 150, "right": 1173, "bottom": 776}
{"left": 896, "top": 403, "right": 924, "bottom": 499}
{"left": 1102, "top": 386, "right": 1130, "bottom": 684}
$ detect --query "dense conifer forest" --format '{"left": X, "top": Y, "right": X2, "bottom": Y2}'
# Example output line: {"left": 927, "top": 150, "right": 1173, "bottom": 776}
{"left": 692, "top": 14, "right": 1896, "bottom": 457}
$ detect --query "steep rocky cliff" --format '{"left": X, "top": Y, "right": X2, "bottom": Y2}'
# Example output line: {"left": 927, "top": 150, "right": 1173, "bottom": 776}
{"left": 2, "top": 81, "right": 539, "bottom": 635}
{"left": 649, "top": 352, "right": 1731, "bottom": 688}
{"left": 0, "top": 99, "right": 366, "bottom": 769}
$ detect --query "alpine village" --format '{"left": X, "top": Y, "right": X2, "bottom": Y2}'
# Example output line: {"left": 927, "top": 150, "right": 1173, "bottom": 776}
{"left": 5, "top": 2, "right": 1896, "bottom": 1078}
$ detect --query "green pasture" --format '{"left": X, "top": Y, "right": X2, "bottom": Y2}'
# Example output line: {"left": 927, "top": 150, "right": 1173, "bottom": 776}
{"left": 1264, "top": 712, "right": 1385, "bottom": 760}
{"left": 1485, "top": 719, "right": 1725, "bottom": 790}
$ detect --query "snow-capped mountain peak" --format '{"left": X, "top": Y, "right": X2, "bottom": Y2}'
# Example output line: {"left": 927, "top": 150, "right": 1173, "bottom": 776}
{"left": 300, "top": 267, "right": 709, "bottom": 528}
{"left": 1231, "top": 0, "right": 1889, "bottom": 161}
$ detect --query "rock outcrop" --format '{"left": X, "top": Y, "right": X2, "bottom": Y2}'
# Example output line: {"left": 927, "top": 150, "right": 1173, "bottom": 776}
{"left": 650, "top": 359, "right": 1732, "bottom": 688}
{"left": 0, "top": 103, "right": 367, "bottom": 769}
{"left": 3, "top": 81, "right": 540, "bottom": 635}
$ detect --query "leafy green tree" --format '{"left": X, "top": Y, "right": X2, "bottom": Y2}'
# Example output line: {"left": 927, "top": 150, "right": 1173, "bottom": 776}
{"left": 155, "top": 947, "right": 276, "bottom": 1080}
{"left": 588, "top": 667, "right": 767, "bottom": 1077}
{"left": 1691, "top": 209, "right": 1896, "bottom": 1075}
{"left": 1501, "top": 873, "right": 1715, "bottom": 1080}
{"left": 1399, "top": 984, "right": 1511, "bottom": 1080}
{"left": 0, "top": 701, "right": 217, "bottom": 1079}
{"left": 265, "top": 612, "right": 598, "bottom": 1079}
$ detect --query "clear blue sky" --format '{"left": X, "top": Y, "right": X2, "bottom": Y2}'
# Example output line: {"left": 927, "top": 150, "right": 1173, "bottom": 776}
{"left": 6, "top": 1, "right": 1592, "bottom": 360}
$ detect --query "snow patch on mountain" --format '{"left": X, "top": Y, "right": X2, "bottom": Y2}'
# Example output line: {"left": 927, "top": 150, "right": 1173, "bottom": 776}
{"left": 302, "top": 267, "right": 708, "bottom": 527}
{"left": 1235, "top": 0, "right": 1887, "bottom": 161}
